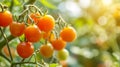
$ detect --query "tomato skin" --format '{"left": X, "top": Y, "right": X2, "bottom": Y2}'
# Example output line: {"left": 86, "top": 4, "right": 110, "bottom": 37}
{"left": 10, "top": 22, "right": 25, "bottom": 37}
{"left": 60, "top": 27, "right": 76, "bottom": 42}
{"left": 37, "top": 15, "right": 55, "bottom": 32}
{"left": 24, "top": 25, "right": 41, "bottom": 42}
{"left": 51, "top": 38, "right": 66, "bottom": 50}
{"left": 0, "top": 11, "right": 13, "bottom": 27}
{"left": 57, "top": 49, "right": 69, "bottom": 61}
{"left": 17, "top": 42, "right": 34, "bottom": 58}
{"left": 39, "top": 44, "right": 54, "bottom": 58}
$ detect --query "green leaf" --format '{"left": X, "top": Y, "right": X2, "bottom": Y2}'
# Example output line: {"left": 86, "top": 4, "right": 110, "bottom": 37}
{"left": 39, "top": 0, "right": 57, "bottom": 9}
{"left": 19, "top": 34, "right": 25, "bottom": 42}
{"left": 49, "top": 63, "right": 61, "bottom": 67}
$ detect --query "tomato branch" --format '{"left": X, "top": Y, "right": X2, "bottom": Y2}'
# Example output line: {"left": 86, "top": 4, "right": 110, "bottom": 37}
{"left": 11, "top": 62, "right": 36, "bottom": 67}
{"left": 0, "top": 27, "right": 14, "bottom": 61}
{"left": 11, "top": 62, "right": 45, "bottom": 67}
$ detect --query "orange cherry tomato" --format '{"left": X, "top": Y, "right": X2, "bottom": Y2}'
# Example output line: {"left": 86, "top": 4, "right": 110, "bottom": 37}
{"left": 37, "top": 15, "right": 55, "bottom": 32}
{"left": 17, "top": 42, "right": 34, "bottom": 58}
{"left": 24, "top": 25, "right": 41, "bottom": 42}
{"left": 10, "top": 22, "right": 25, "bottom": 37}
{"left": 39, "top": 44, "right": 54, "bottom": 58}
{"left": 0, "top": 11, "right": 13, "bottom": 27}
{"left": 60, "top": 26, "right": 76, "bottom": 42}
{"left": 51, "top": 38, "right": 66, "bottom": 50}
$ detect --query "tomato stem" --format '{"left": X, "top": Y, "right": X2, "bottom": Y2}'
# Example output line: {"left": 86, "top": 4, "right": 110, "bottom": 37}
{"left": 27, "top": 54, "right": 34, "bottom": 62}
{"left": 0, "top": 35, "right": 15, "bottom": 51}
{"left": 0, "top": 3, "right": 4, "bottom": 12}
{"left": 0, "top": 27, "right": 13, "bottom": 61}
{"left": 11, "top": 62, "right": 36, "bottom": 67}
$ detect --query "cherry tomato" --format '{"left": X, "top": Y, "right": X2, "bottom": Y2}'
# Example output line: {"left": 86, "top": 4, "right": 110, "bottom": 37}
{"left": 24, "top": 25, "right": 41, "bottom": 42}
{"left": 10, "top": 22, "right": 25, "bottom": 37}
{"left": 17, "top": 42, "right": 34, "bottom": 58}
{"left": 0, "top": 11, "right": 13, "bottom": 27}
{"left": 57, "top": 49, "right": 69, "bottom": 61}
{"left": 39, "top": 44, "right": 54, "bottom": 58}
{"left": 37, "top": 15, "right": 55, "bottom": 32}
{"left": 60, "top": 26, "right": 76, "bottom": 42}
{"left": 51, "top": 38, "right": 66, "bottom": 50}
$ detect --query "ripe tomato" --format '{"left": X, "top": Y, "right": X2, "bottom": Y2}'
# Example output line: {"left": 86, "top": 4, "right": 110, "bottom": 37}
{"left": 24, "top": 25, "right": 41, "bottom": 42}
{"left": 42, "top": 32, "right": 55, "bottom": 42}
{"left": 0, "top": 11, "right": 13, "bottom": 27}
{"left": 10, "top": 22, "right": 25, "bottom": 37}
{"left": 3, "top": 46, "right": 16, "bottom": 57}
{"left": 28, "top": 13, "right": 41, "bottom": 24}
{"left": 37, "top": 15, "right": 55, "bottom": 32}
{"left": 17, "top": 42, "right": 34, "bottom": 58}
{"left": 57, "top": 49, "right": 69, "bottom": 61}
{"left": 60, "top": 26, "right": 76, "bottom": 42}
{"left": 51, "top": 38, "right": 66, "bottom": 50}
{"left": 39, "top": 44, "right": 54, "bottom": 58}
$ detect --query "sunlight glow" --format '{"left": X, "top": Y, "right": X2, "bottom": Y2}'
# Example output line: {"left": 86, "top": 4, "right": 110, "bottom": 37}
{"left": 79, "top": 0, "right": 91, "bottom": 8}
{"left": 102, "top": 0, "right": 112, "bottom": 6}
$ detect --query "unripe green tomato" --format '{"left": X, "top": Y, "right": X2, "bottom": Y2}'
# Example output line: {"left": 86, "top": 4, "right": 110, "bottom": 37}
{"left": 57, "top": 49, "right": 69, "bottom": 61}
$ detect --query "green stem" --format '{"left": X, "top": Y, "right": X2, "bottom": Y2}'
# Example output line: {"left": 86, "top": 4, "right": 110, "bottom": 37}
{"left": 0, "top": 3, "right": 4, "bottom": 12}
{"left": 27, "top": 54, "right": 33, "bottom": 62}
{"left": 21, "top": 58, "right": 25, "bottom": 62}
{"left": 11, "top": 62, "right": 36, "bottom": 67}
{"left": 0, "top": 35, "right": 15, "bottom": 51}
{"left": 0, "top": 27, "right": 13, "bottom": 61}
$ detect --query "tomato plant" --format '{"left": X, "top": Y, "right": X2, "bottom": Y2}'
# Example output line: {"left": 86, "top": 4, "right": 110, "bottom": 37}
{"left": 0, "top": 1, "right": 76, "bottom": 67}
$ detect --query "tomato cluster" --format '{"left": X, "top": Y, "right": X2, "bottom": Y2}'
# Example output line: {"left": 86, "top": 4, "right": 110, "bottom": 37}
{"left": 0, "top": 5, "right": 76, "bottom": 62}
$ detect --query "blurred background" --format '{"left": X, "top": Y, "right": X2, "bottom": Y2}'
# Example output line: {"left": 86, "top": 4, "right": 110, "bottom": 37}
{"left": 1, "top": 0, "right": 120, "bottom": 67}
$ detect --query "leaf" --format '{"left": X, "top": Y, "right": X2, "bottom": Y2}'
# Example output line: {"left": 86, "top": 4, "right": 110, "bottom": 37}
{"left": 39, "top": 0, "right": 57, "bottom": 9}
{"left": 19, "top": 34, "right": 25, "bottom": 42}
{"left": 49, "top": 63, "right": 61, "bottom": 67}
